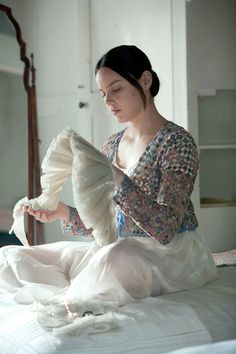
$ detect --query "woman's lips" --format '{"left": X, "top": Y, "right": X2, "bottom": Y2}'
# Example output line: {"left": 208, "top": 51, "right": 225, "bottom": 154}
{"left": 111, "top": 108, "right": 121, "bottom": 115}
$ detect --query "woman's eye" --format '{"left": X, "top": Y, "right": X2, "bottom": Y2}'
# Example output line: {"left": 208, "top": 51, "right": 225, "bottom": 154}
{"left": 113, "top": 87, "right": 121, "bottom": 93}
{"left": 100, "top": 87, "right": 121, "bottom": 99}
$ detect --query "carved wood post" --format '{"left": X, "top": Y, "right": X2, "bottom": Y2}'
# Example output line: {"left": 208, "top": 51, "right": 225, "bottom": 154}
{"left": 0, "top": 4, "right": 43, "bottom": 245}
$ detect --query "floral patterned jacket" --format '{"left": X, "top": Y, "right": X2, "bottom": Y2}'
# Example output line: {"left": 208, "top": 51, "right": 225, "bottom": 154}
{"left": 61, "top": 121, "right": 199, "bottom": 245}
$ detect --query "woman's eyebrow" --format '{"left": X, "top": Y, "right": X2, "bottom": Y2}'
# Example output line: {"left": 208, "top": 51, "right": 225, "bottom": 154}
{"left": 108, "top": 79, "right": 122, "bottom": 87}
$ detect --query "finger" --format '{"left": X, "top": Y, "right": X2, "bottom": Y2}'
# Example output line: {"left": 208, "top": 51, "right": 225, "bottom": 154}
{"left": 27, "top": 208, "right": 39, "bottom": 217}
{"left": 35, "top": 211, "right": 41, "bottom": 220}
{"left": 27, "top": 207, "right": 34, "bottom": 215}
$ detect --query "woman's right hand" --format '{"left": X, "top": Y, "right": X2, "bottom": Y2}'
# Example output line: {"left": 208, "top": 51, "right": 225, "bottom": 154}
{"left": 23, "top": 201, "right": 69, "bottom": 223}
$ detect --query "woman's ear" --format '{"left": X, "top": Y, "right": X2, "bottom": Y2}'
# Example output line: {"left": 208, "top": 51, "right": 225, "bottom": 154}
{"left": 139, "top": 70, "right": 152, "bottom": 91}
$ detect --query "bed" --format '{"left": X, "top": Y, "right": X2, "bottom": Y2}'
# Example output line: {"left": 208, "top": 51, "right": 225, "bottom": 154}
{"left": 0, "top": 245, "right": 235, "bottom": 354}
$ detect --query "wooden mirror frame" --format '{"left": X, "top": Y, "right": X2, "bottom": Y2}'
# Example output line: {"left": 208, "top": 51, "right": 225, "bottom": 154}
{"left": 0, "top": 4, "right": 42, "bottom": 245}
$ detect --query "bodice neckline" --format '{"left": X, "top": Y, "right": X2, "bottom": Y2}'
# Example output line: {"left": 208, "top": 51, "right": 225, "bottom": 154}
{"left": 112, "top": 120, "right": 172, "bottom": 176}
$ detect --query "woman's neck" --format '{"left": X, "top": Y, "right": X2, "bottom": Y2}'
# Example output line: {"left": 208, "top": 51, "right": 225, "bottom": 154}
{"left": 126, "top": 103, "right": 168, "bottom": 139}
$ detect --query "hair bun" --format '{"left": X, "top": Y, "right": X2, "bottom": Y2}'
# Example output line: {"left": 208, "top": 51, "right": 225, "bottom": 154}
{"left": 95, "top": 46, "right": 161, "bottom": 104}
{"left": 150, "top": 70, "right": 160, "bottom": 97}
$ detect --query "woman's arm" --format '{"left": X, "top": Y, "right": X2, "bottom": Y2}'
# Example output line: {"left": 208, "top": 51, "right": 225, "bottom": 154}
{"left": 24, "top": 201, "right": 69, "bottom": 222}
{"left": 60, "top": 205, "right": 93, "bottom": 236}
{"left": 25, "top": 202, "right": 93, "bottom": 236}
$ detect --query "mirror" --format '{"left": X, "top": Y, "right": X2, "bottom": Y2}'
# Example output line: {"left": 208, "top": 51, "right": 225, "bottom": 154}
{"left": 0, "top": 4, "right": 41, "bottom": 246}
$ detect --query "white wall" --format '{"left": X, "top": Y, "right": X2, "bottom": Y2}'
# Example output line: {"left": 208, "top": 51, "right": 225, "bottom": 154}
{"left": 186, "top": 0, "right": 236, "bottom": 252}
{"left": 187, "top": 0, "right": 236, "bottom": 91}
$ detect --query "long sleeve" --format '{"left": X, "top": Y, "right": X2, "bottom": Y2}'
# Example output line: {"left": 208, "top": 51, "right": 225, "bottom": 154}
{"left": 113, "top": 131, "right": 199, "bottom": 245}
{"left": 61, "top": 206, "right": 93, "bottom": 236}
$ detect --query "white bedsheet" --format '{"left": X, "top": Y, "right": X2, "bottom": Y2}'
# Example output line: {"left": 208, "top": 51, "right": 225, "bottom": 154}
{"left": 166, "top": 339, "right": 236, "bottom": 354}
{"left": 0, "top": 297, "right": 211, "bottom": 354}
{"left": 0, "top": 266, "right": 235, "bottom": 354}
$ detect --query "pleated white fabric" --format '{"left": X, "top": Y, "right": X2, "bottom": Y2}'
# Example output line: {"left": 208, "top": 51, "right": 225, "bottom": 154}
{"left": 9, "top": 127, "right": 116, "bottom": 247}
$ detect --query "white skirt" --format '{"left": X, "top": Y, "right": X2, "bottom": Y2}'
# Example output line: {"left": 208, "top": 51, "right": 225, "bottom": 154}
{"left": 0, "top": 228, "right": 217, "bottom": 306}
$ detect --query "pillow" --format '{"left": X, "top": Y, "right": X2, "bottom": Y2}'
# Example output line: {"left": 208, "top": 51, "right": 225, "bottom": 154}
{"left": 212, "top": 249, "right": 236, "bottom": 266}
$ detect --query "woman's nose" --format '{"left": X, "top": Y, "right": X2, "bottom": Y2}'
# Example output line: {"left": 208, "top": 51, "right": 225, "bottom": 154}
{"left": 104, "top": 92, "right": 113, "bottom": 104}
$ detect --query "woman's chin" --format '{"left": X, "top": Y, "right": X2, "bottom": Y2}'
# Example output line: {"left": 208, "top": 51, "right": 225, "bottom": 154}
{"left": 114, "top": 113, "right": 129, "bottom": 123}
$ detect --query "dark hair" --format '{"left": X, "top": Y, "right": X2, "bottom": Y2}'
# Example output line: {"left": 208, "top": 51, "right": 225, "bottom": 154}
{"left": 95, "top": 45, "right": 160, "bottom": 108}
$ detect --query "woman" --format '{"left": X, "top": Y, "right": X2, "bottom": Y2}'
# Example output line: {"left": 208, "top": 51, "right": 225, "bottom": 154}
{"left": 0, "top": 45, "right": 217, "bottom": 306}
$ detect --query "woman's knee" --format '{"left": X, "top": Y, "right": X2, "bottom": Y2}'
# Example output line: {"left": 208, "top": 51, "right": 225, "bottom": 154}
{"left": 108, "top": 238, "right": 145, "bottom": 261}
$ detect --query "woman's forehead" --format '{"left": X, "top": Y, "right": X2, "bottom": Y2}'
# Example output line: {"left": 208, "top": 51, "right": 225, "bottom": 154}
{"left": 95, "top": 67, "right": 124, "bottom": 88}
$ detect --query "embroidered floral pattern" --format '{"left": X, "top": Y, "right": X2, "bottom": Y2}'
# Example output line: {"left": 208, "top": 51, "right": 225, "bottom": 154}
{"left": 61, "top": 121, "right": 199, "bottom": 245}
{"left": 61, "top": 206, "right": 92, "bottom": 236}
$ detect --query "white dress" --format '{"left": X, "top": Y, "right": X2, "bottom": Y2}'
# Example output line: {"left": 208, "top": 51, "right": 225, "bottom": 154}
{"left": 0, "top": 128, "right": 217, "bottom": 308}
{"left": 0, "top": 229, "right": 217, "bottom": 305}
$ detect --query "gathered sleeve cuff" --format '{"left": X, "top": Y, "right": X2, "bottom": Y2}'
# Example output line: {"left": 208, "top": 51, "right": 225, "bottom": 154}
{"left": 60, "top": 205, "right": 93, "bottom": 236}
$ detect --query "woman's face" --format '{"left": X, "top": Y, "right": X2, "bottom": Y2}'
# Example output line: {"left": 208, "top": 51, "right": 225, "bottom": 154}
{"left": 95, "top": 67, "right": 145, "bottom": 123}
